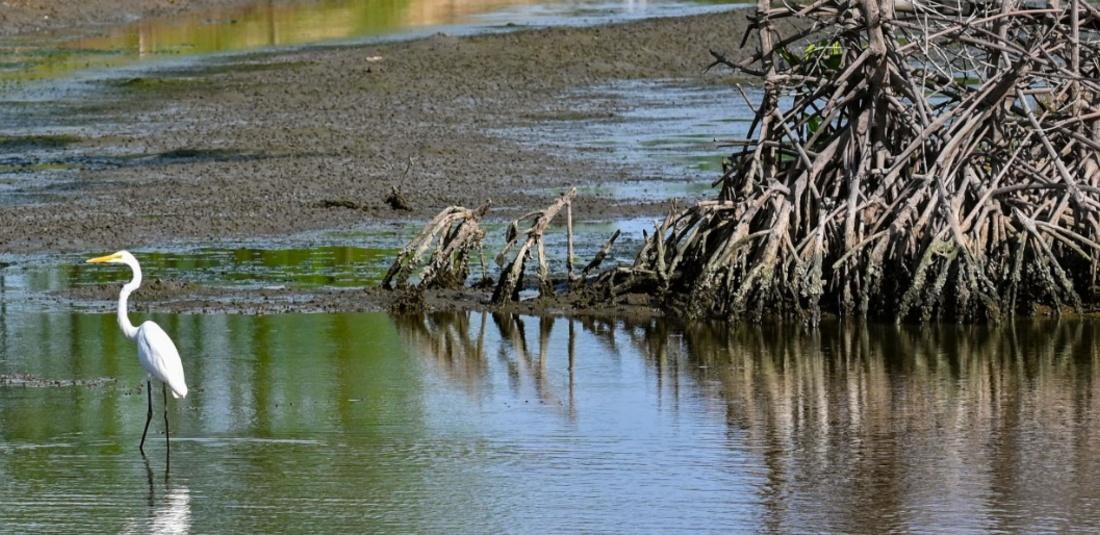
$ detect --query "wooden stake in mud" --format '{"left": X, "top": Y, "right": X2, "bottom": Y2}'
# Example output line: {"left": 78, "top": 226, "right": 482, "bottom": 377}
{"left": 566, "top": 200, "right": 575, "bottom": 280}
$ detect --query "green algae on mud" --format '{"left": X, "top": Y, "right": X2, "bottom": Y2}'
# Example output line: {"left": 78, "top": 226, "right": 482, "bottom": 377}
{"left": 42, "top": 245, "right": 399, "bottom": 293}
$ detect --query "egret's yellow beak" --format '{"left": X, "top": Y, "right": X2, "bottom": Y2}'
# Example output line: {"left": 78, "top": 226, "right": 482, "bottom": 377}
{"left": 86, "top": 253, "right": 122, "bottom": 264}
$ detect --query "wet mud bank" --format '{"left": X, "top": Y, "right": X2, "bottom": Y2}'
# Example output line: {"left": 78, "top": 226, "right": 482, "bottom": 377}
{"left": 0, "top": 10, "right": 768, "bottom": 254}
{"left": 55, "top": 277, "right": 664, "bottom": 319}
{"left": 0, "top": 372, "right": 114, "bottom": 387}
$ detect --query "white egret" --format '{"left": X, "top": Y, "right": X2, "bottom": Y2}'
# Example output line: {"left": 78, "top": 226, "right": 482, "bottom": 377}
{"left": 87, "top": 251, "right": 188, "bottom": 459}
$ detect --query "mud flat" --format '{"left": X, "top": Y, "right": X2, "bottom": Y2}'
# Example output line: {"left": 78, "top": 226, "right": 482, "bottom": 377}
{"left": 1, "top": 0, "right": 270, "bottom": 37}
{"left": 49, "top": 274, "right": 659, "bottom": 318}
{"left": 0, "top": 10, "right": 768, "bottom": 254}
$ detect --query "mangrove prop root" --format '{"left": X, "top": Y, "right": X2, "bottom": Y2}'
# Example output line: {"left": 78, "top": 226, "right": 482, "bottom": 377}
{"left": 492, "top": 188, "right": 577, "bottom": 304}
{"left": 383, "top": 1, "right": 1100, "bottom": 323}
{"left": 382, "top": 202, "right": 490, "bottom": 290}
{"left": 633, "top": 0, "right": 1100, "bottom": 322}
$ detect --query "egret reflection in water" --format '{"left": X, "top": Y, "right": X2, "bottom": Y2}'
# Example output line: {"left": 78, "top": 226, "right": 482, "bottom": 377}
{"left": 124, "top": 460, "right": 191, "bottom": 535}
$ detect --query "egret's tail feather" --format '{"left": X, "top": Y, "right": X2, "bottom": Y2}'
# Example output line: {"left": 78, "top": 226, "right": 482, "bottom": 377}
{"left": 171, "top": 383, "right": 188, "bottom": 399}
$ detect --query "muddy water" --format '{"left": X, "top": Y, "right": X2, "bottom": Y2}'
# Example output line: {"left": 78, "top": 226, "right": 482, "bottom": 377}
{"left": 2, "top": 307, "right": 1100, "bottom": 532}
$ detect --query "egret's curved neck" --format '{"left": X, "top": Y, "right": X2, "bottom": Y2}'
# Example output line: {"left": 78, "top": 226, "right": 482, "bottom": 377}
{"left": 118, "top": 258, "right": 141, "bottom": 340}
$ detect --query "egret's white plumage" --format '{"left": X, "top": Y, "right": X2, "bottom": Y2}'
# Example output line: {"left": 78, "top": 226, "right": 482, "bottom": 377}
{"left": 87, "top": 250, "right": 187, "bottom": 457}
{"left": 137, "top": 321, "right": 188, "bottom": 399}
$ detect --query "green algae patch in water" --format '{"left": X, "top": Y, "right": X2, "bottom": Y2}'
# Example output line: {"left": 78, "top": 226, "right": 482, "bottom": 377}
{"left": 0, "top": 133, "right": 83, "bottom": 150}
{"left": 672, "top": 153, "right": 724, "bottom": 172}
{"left": 105, "top": 245, "right": 397, "bottom": 288}
{"left": 22, "top": 245, "right": 398, "bottom": 295}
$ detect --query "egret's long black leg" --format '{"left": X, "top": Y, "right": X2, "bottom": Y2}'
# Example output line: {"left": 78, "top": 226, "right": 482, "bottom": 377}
{"left": 163, "top": 383, "right": 171, "bottom": 469}
{"left": 140, "top": 379, "right": 152, "bottom": 454}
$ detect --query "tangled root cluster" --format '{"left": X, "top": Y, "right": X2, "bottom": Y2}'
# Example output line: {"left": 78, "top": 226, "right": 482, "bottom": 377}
{"left": 622, "top": 0, "right": 1100, "bottom": 322}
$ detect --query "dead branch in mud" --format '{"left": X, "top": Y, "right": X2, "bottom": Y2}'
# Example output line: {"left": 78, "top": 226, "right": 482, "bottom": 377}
{"left": 382, "top": 202, "right": 490, "bottom": 290}
{"left": 492, "top": 188, "right": 577, "bottom": 303}
{"left": 636, "top": 0, "right": 1100, "bottom": 322}
{"left": 580, "top": 229, "right": 621, "bottom": 280}
{"left": 384, "top": 185, "right": 413, "bottom": 211}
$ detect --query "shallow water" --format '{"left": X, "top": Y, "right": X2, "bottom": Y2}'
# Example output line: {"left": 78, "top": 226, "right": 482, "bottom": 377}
{"left": 2, "top": 307, "right": 1100, "bottom": 532}
{"left": 510, "top": 80, "right": 773, "bottom": 201}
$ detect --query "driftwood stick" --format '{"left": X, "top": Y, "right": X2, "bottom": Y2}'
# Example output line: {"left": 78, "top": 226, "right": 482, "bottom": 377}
{"left": 537, "top": 238, "right": 552, "bottom": 297}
